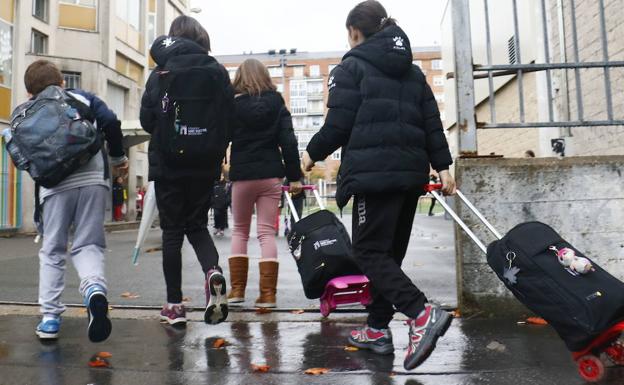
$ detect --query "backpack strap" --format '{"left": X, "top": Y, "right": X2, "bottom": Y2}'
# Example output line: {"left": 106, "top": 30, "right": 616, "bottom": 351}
{"left": 34, "top": 183, "right": 41, "bottom": 231}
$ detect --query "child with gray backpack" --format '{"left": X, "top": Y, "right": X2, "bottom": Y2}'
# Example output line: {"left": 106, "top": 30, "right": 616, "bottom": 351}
{"left": 5, "top": 60, "right": 127, "bottom": 342}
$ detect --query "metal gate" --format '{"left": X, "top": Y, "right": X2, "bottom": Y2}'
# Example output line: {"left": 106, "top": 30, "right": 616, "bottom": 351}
{"left": 450, "top": 0, "right": 624, "bottom": 155}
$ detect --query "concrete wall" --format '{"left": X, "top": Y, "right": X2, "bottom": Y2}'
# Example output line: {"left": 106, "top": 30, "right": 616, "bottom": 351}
{"left": 455, "top": 156, "right": 624, "bottom": 315}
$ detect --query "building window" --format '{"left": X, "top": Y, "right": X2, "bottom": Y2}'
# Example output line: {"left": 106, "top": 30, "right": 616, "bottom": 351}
{"left": 439, "top": 111, "right": 446, "bottom": 121}
{"left": 508, "top": 36, "right": 518, "bottom": 64}
{"left": 290, "top": 98, "right": 307, "bottom": 114}
{"left": 147, "top": 14, "right": 156, "bottom": 45}
{"left": 307, "top": 80, "right": 323, "bottom": 95}
{"left": 307, "top": 100, "right": 323, "bottom": 114}
{"left": 116, "top": 0, "right": 140, "bottom": 30}
{"left": 31, "top": 29, "right": 48, "bottom": 54}
{"left": 332, "top": 151, "right": 341, "bottom": 160}
{"left": 62, "top": 71, "right": 81, "bottom": 89}
{"left": 290, "top": 80, "right": 307, "bottom": 98}
{"left": 434, "top": 93, "right": 445, "bottom": 103}
{"left": 309, "top": 65, "right": 320, "bottom": 77}
{"left": 433, "top": 76, "right": 444, "bottom": 86}
{"left": 431, "top": 59, "right": 443, "bottom": 70}
{"left": 0, "top": 20, "right": 12, "bottom": 88}
{"left": 328, "top": 64, "right": 338, "bottom": 73}
{"left": 293, "top": 66, "right": 304, "bottom": 78}
{"left": 413, "top": 60, "right": 423, "bottom": 68}
{"left": 58, "top": 0, "right": 97, "bottom": 31}
{"left": 311, "top": 116, "right": 323, "bottom": 127}
{"left": 106, "top": 82, "right": 126, "bottom": 120}
{"left": 268, "top": 66, "right": 283, "bottom": 78}
{"left": 33, "top": 0, "right": 49, "bottom": 22}
{"left": 276, "top": 83, "right": 284, "bottom": 93}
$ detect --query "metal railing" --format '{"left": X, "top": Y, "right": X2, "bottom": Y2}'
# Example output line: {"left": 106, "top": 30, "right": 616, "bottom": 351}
{"left": 450, "top": 0, "right": 624, "bottom": 153}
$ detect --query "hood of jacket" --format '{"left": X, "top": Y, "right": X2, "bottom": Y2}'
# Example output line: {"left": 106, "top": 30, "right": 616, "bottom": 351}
{"left": 343, "top": 25, "right": 413, "bottom": 78}
{"left": 234, "top": 91, "right": 282, "bottom": 129}
{"left": 150, "top": 35, "right": 208, "bottom": 67}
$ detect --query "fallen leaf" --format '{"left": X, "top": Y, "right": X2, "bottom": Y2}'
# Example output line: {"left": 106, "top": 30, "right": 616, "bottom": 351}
{"left": 255, "top": 308, "right": 272, "bottom": 314}
{"left": 145, "top": 247, "right": 162, "bottom": 253}
{"left": 251, "top": 364, "right": 270, "bottom": 372}
{"left": 213, "top": 338, "right": 226, "bottom": 348}
{"left": 526, "top": 317, "right": 548, "bottom": 325}
{"left": 182, "top": 297, "right": 192, "bottom": 302}
{"left": 96, "top": 352, "right": 112, "bottom": 359}
{"left": 290, "top": 309, "right": 305, "bottom": 314}
{"left": 451, "top": 309, "right": 461, "bottom": 318}
{"left": 88, "top": 355, "right": 111, "bottom": 368}
{"left": 486, "top": 340, "right": 506, "bottom": 353}
{"left": 120, "top": 292, "right": 140, "bottom": 299}
{"left": 344, "top": 346, "right": 359, "bottom": 352}
{"left": 389, "top": 372, "right": 396, "bottom": 377}
{"left": 304, "top": 367, "right": 330, "bottom": 375}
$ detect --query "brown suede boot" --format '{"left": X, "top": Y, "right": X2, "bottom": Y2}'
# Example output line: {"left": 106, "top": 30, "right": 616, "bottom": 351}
{"left": 227, "top": 256, "right": 248, "bottom": 304}
{"left": 255, "top": 261, "right": 279, "bottom": 308}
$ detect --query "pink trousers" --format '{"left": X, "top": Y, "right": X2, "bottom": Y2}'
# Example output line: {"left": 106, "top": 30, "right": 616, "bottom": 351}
{"left": 230, "top": 178, "right": 282, "bottom": 260}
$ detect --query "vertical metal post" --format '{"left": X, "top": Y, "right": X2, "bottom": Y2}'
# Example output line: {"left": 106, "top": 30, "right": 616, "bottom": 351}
{"left": 511, "top": 0, "right": 525, "bottom": 123}
{"left": 483, "top": 0, "right": 496, "bottom": 124}
{"left": 540, "top": 0, "right": 554, "bottom": 122}
{"left": 452, "top": 0, "right": 478, "bottom": 155}
{"left": 556, "top": 0, "right": 572, "bottom": 136}
{"left": 598, "top": 0, "right": 614, "bottom": 120}
{"left": 569, "top": 0, "right": 584, "bottom": 121}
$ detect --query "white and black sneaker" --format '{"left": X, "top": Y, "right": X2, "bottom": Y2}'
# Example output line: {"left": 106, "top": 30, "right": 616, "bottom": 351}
{"left": 86, "top": 288, "right": 112, "bottom": 343}
{"left": 204, "top": 267, "right": 229, "bottom": 325}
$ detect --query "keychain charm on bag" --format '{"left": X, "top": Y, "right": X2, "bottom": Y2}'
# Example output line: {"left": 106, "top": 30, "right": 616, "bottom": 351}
{"left": 503, "top": 251, "right": 520, "bottom": 285}
{"left": 549, "top": 246, "right": 593, "bottom": 275}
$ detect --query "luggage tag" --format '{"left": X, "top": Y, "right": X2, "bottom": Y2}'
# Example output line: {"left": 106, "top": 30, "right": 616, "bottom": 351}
{"left": 503, "top": 251, "right": 520, "bottom": 285}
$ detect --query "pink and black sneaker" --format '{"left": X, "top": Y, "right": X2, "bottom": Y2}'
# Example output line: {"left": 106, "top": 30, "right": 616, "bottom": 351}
{"left": 204, "top": 267, "right": 228, "bottom": 325}
{"left": 404, "top": 303, "right": 453, "bottom": 370}
{"left": 348, "top": 325, "right": 394, "bottom": 355}
{"left": 160, "top": 304, "right": 186, "bottom": 326}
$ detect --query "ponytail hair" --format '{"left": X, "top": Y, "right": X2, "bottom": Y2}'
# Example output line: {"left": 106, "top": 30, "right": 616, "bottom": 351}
{"left": 346, "top": 0, "right": 397, "bottom": 38}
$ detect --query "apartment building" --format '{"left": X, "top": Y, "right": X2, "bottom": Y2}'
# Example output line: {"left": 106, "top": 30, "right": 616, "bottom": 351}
{"left": 218, "top": 46, "right": 446, "bottom": 184}
{"left": 0, "top": 0, "right": 189, "bottom": 232}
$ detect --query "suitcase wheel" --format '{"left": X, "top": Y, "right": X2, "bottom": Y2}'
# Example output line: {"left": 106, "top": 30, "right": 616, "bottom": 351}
{"left": 605, "top": 340, "right": 624, "bottom": 366}
{"left": 320, "top": 300, "right": 331, "bottom": 318}
{"left": 577, "top": 355, "right": 605, "bottom": 382}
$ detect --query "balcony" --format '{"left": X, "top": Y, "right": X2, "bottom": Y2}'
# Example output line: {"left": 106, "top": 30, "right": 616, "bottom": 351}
{"left": 307, "top": 92, "right": 324, "bottom": 100}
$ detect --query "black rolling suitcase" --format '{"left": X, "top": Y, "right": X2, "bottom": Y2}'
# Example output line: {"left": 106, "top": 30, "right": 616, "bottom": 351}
{"left": 427, "top": 184, "right": 624, "bottom": 352}
{"left": 283, "top": 186, "right": 360, "bottom": 299}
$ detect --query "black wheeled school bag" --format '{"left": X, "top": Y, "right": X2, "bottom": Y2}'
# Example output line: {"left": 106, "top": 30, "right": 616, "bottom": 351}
{"left": 429, "top": 186, "right": 624, "bottom": 352}
{"left": 285, "top": 188, "right": 360, "bottom": 299}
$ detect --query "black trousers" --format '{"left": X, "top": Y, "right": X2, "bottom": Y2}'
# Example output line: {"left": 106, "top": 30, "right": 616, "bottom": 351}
{"left": 352, "top": 191, "right": 427, "bottom": 329}
{"left": 155, "top": 179, "right": 220, "bottom": 303}
{"left": 213, "top": 207, "right": 228, "bottom": 230}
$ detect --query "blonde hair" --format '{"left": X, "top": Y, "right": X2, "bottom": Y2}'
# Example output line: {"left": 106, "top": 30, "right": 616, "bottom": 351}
{"left": 233, "top": 59, "right": 277, "bottom": 96}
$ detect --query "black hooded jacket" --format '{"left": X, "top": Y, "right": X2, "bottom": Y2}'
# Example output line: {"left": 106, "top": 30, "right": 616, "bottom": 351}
{"left": 140, "top": 35, "right": 234, "bottom": 181}
{"left": 229, "top": 91, "right": 302, "bottom": 182}
{"left": 306, "top": 25, "right": 452, "bottom": 207}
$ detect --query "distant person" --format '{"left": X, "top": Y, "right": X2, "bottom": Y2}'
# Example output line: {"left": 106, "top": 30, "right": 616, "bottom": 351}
{"left": 140, "top": 16, "right": 233, "bottom": 326}
{"left": 228, "top": 58, "right": 302, "bottom": 308}
{"left": 212, "top": 175, "right": 230, "bottom": 237}
{"left": 135, "top": 186, "right": 144, "bottom": 221}
{"left": 14, "top": 60, "right": 127, "bottom": 342}
{"left": 112, "top": 176, "right": 126, "bottom": 221}
{"left": 524, "top": 150, "right": 536, "bottom": 158}
{"left": 302, "top": 0, "right": 456, "bottom": 370}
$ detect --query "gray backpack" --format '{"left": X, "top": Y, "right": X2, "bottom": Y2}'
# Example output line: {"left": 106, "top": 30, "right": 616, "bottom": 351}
{"left": 5, "top": 85, "right": 102, "bottom": 188}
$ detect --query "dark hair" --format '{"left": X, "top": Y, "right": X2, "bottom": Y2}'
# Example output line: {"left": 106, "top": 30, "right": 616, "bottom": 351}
{"left": 346, "top": 0, "right": 397, "bottom": 38}
{"left": 168, "top": 15, "right": 211, "bottom": 52}
{"left": 24, "top": 60, "right": 64, "bottom": 95}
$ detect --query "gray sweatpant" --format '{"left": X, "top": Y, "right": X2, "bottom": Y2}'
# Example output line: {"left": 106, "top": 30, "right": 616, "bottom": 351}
{"left": 38, "top": 185, "right": 108, "bottom": 317}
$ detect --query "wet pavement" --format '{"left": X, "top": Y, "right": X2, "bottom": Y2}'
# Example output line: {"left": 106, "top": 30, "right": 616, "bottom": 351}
{"left": 0, "top": 314, "right": 622, "bottom": 385}
{"left": 0, "top": 213, "right": 456, "bottom": 310}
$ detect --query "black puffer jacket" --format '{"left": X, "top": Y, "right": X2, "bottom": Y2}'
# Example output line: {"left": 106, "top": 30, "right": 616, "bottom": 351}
{"left": 306, "top": 25, "right": 452, "bottom": 207}
{"left": 140, "top": 36, "right": 234, "bottom": 181}
{"left": 229, "top": 91, "right": 302, "bottom": 182}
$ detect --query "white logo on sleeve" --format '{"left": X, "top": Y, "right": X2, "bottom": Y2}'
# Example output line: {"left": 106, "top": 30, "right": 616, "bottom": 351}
{"left": 313, "top": 239, "right": 338, "bottom": 250}
{"left": 328, "top": 75, "right": 336, "bottom": 91}
{"left": 393, "top": 36, "right": 406, "bottom": 51}
{"left": 162, "top": 37, "right": 176, "bottom": 48}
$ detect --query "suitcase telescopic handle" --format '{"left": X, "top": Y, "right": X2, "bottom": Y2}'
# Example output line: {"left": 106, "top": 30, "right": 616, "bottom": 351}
{"left": 425, "top": 184, "right": 502, "bottom": 254}
{"left": 282, "top": 185, "right": 325, "bottom": 223}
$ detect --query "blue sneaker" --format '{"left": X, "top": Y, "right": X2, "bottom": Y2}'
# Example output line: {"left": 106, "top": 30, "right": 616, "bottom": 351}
{"left": 36, "top": 318, "right": 60, "bottom": 340}
{"left": 85, "top": 286, "right": 112, "bottom": 343}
